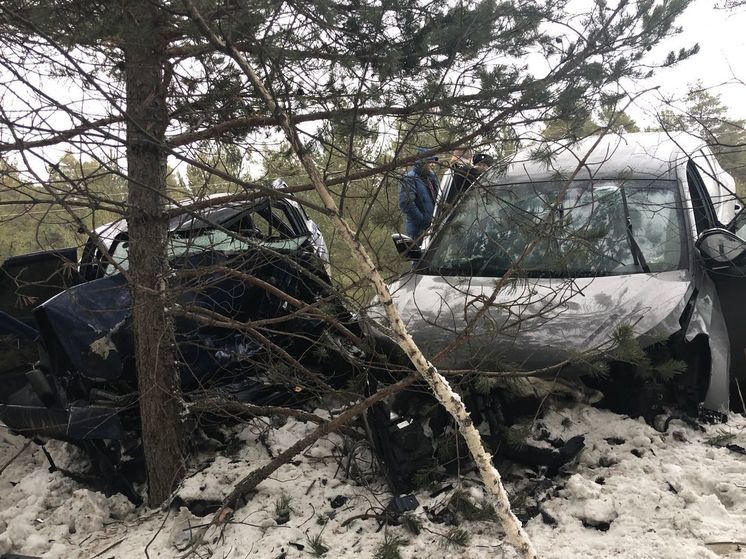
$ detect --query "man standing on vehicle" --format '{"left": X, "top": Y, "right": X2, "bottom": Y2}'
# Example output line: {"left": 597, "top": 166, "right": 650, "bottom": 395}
{"left": 471, "top": 152, "right": 494, "bottom": 176}
{"left": 437, "top": 151, "right": 494, "bottom": 218}
{"left": 399, "top": 147, "right": 440, "bottom": 243}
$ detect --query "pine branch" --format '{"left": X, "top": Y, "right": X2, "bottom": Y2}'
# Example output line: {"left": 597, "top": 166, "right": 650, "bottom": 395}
{"left": 181, "top": 1, "right": 539, "bottom": 556}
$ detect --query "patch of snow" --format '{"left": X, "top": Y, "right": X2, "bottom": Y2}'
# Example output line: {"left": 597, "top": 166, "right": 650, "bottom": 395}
{"left": 526, "top": 406, "right": 746, "bottom": 559}
{"left": 3, "top": 404, "right": 746, "bottom": 558}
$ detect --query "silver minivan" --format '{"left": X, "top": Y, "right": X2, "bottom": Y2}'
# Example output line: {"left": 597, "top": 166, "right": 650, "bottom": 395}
{"left": 383, "top": 132, "right": 745, "bottom": 416}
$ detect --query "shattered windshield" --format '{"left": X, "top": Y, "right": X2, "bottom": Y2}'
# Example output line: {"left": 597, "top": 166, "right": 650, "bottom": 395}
{"left": 422, "top": 179, "right": 686, "bottom": 277}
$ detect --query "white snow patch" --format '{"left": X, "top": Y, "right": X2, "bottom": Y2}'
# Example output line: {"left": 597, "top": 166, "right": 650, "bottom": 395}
{"left": 4, "top": 404, "right": 746, "bottom": 558}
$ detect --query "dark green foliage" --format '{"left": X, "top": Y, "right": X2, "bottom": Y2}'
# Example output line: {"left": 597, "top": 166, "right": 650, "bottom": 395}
{"left": 543, "top": 100, "right": 640, "bottom": 142}
{"left": 654, "top": 358, "right": 688, "bottom": 382}
{"left": 656, "top": 84, "right": 746, "bottom": 198}
{"left": 570, "top": 357, "right": 611, "bottom": 380}
{"left": 502, "top": 426, "right": 533, "bottom": 453}
{"left": 435, "top": 428, "right": 464, "bottom": 467}
{"left": 273, "top": 492, "right": 293, "bottom": 525}
{"left": 473, "top": 375, "right": 504, "bottom": 394}
{"left": 609, "top": 323, "right": 685, "bottom": 381}
{"left": 445, "top": 527, "right": 471, "bottom": 547}
{"left": 400, "top": 513, "right": 422, "bottom": 535}
{"left": 306, "top": 531, "right": 330, "bottom": 556}
{"left": 1, "top": 0, "right": 698, "bottom": 171}
{"left": 373, "top": 533, "right": 409, "bottom": 559}
{"left": 705, "top": 428, "right": 737, "bottom": 447}
{"left": 448, "top": 489, "right": 497, "bottom": 521}
{"left": 0, "top": 0, "right": 705, "bottom": 514}
{"left": 175, "top": 60, "right": 252, "bottom": 137}
{"left": 0, "top": 154, "right": 127, "bottom": 261}
{"left": 610, "top": 324, "right": 648, "bottom": 367}
{"left": 1, "top": 0, "right": 700, "bottom": 272}
{"left": 262, "top": 135, "right": 408, "bottom": 300}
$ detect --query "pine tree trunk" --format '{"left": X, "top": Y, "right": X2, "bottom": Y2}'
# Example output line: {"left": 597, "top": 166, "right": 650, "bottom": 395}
{"left": 123, "top": 0, "right": 184, "bottom": 505}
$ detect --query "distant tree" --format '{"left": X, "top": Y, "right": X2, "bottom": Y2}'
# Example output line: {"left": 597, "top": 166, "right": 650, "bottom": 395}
{"left": 599, "top": 102, "right": 640, "bottom": 134}
{"left": 656, "top": 83, "right": 746, "bottom": 195}
{"left": 0, "top": 153, "right": 127, "bottom": 259}
{"left": 184, "top": 143, "right": 246, "bottom": 197}
{"left": 543, "top": 99, "right": 640, "bottom": 141}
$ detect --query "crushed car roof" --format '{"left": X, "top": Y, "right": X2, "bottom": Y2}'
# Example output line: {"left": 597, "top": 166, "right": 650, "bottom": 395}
{"left": 90, "top": 194, "right": 270, "bottom": 242}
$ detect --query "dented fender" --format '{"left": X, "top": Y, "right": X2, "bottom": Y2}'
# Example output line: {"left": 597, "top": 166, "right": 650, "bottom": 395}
{"left": 683, "top": 271, "right": 730, "bottom": 412}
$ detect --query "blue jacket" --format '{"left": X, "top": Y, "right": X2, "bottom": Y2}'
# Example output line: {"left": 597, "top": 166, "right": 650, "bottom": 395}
{"left": 399, "top": 164, "right": 439, "bottom": 240}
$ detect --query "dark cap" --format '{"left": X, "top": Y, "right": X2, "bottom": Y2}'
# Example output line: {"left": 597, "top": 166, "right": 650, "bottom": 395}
{"left": 473, "top": 153, "right": 493, "bottom": 166}
{"left": 417, "top": 147, "right": 439, "bottom": 162}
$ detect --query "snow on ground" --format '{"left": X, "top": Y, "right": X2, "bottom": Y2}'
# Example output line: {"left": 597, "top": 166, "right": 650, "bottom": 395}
{"left": 527, "top": 406, "right": 746, "bottom": 559}
{"left": 2, "top": 403, "right": 746, "bottom": 558}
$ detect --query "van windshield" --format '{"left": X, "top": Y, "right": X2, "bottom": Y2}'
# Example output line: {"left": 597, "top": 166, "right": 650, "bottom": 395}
{"left": 422, "top": 179, "right": 686, "bottom": 277}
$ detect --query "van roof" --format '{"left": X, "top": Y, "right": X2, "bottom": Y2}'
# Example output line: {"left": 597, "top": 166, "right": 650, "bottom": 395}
{"left": 489, "top": 132, "right": 707, "bottom": 184}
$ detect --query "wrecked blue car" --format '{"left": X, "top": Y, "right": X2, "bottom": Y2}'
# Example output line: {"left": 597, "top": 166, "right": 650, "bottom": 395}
{"left": 0, "top": 196, "right": 357, "bottom": 500}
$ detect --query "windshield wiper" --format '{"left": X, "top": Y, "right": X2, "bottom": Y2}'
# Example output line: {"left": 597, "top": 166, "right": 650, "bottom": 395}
{"left": 619, "top": 187, "right": 651, "bottom": 273}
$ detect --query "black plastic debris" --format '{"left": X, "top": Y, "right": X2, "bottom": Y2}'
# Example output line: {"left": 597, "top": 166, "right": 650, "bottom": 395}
{"left": 366, "top": 396, "right": 437, "bottom": 494}
{"left": 365, "top": 376, "right": 590, "bottom": 495}
{"left": 330, "top": 495, "right": 348, "bottom": 509}
{"left": 726, "top": 443, "right": 746, "bottom": 455}
{"left": 429, "top": 484, "right": 454, "bottom": 499}
{"left": 582, "top": 519, "right": 612, "bottom": 531}
{"left": 540, "top": 508, "right": 558, "bottom": 526}
{"left": 497, "top": 435, "right": 586, "bottom": 476}
{"left": 172, "top": 496, "right": 223, "bottom": 517}
{"left": 385, "top": 494, "right": 419, "bottom": 516}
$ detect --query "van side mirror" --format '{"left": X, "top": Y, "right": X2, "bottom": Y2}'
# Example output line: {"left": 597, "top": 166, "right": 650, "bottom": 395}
{"left": 696, "top": 228, "right": 746, "bottom": 266}
{"left": 392, "top": 234, "right": 421, "bottom": 260}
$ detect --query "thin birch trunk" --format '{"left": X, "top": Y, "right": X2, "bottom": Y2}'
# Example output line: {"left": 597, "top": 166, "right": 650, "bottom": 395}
{"left": 183, "top": 2, "right": 537, "bottom": 556}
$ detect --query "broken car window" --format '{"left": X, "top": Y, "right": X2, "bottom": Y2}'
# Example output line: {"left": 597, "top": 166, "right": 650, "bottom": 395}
{"left": 422, "top": 179, "right": 686, "bottom": 277}
{"left": 105, "top": 207, "right": 309, "bottom": 276}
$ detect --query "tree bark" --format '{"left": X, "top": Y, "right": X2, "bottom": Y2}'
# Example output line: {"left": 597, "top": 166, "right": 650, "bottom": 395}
{"left": 123, "top": 0, "right": 184, "bottom": 505}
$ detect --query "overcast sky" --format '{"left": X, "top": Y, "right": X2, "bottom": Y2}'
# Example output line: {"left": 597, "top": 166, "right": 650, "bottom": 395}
{"left": 634, "top": 0, "right": 746, "bottom": 122}
{"left": 4, "top": 0, "right": 746, "bottom": 180}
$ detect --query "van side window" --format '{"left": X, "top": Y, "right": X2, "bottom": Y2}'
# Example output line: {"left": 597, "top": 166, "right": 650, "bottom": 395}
{"left": 733, "top": 209, "right": 746, "bottom": 239}
{"left": 694, "top": 148, "right": 739, "bottom": 215}
{"left": 687, "top": 160, "right": 717, "bottom": 233}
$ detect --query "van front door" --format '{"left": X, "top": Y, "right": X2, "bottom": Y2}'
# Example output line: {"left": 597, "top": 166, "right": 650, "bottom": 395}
{"left": 696, "top": 209, "right": 746, "bottom": 409}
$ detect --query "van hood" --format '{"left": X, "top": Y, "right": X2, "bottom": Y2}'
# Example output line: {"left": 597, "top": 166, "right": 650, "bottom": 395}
{"left": 383, "top": 270, "right": 692, "bottom": 370}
